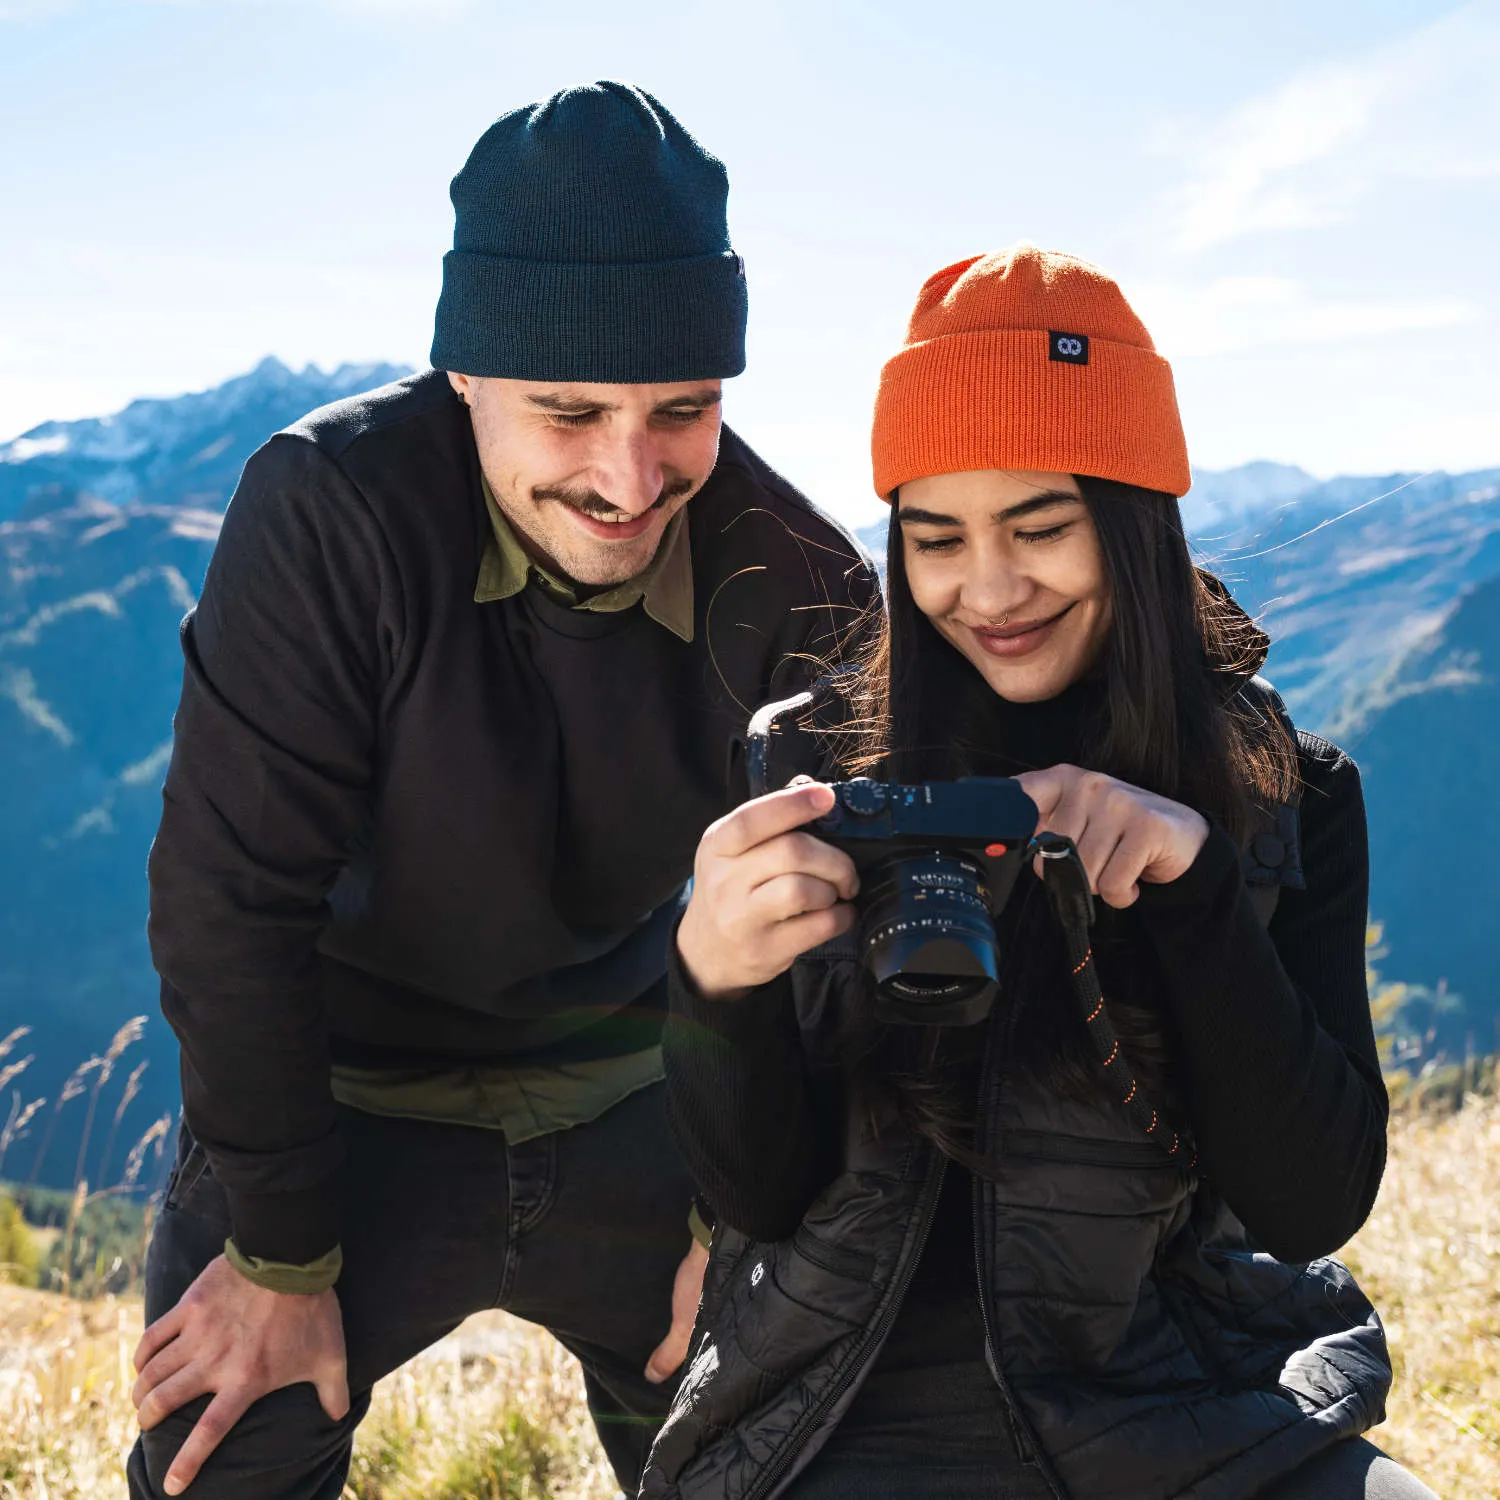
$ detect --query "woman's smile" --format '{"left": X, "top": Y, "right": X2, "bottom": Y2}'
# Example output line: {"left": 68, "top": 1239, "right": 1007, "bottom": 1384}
{"left": 898, "top": 469, "right": 1112, "bottom": 702}
{"left": 963, "top": 602, "right": 1077, "bottom": 659}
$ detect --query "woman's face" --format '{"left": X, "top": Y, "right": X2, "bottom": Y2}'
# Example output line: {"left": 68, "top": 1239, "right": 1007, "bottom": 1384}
{"left": 898, "top": 469, "right": 1113, "bottom": 703}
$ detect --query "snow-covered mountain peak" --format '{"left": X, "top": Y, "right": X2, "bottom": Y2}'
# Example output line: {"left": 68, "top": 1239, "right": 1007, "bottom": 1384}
{"left": 0, "top": 358, "right": 415, "bottom": 516}
{"left": 1, "top": 357, "right": 413, "bottom": 470}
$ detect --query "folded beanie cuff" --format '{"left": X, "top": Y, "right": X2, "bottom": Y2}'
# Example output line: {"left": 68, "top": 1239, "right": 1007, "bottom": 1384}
{"left": 871, "top": 327, "right": 1191, "bottom": 499}
{"left": 431, "top": 248, "right": 748, "bottom": 382}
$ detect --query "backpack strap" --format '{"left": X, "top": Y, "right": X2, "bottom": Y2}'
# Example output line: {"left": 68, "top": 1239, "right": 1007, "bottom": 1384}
{"left": 1235, "top": 676, "right": 1306, "bottom": 929}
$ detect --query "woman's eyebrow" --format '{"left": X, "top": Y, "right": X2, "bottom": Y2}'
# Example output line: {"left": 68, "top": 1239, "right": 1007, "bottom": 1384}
{"left": 897, "top": 492, "right": 1081, "bottom": 527}
{"left": 995, "top": 492, "right": 1081, "bottom": 523}
{"left": 896, "top": 506, "right": 962, "bottom": 526}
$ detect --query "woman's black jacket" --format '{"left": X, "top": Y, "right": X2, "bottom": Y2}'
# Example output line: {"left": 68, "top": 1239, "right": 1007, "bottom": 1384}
{"left": 645, "top": 700, "right": 1392, "bottom": 1500}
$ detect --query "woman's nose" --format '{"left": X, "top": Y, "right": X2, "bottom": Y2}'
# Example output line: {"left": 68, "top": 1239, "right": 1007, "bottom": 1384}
{"left": 959, "top": 553, "right": 1030, "bottom": 621}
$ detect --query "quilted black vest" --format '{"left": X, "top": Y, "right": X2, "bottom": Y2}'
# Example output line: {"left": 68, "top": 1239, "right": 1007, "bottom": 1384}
{"left": 641, "top": 685, "right": 1390, "bottom": 1500}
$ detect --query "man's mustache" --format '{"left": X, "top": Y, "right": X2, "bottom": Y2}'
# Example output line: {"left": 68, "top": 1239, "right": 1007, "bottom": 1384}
{"left": 531, "top": 475, "right": 696, "bottom": 520}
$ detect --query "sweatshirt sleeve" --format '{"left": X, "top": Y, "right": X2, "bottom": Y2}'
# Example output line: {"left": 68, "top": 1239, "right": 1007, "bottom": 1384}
{"left": 147, "top": 435, "right": 402, "bottom": 1264}
{"left": 663, "top": 946, "right": 840, "bottom": 1242}
{"left": 1132, "top": 733, "right": 1387, "bottom": 1261}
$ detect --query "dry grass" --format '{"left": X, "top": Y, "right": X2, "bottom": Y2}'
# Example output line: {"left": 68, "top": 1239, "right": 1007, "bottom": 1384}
{"left": 1340, "top": 1096, "right": 1500, "bottom": 1499}
{"left": 0, "top": 1282, "right": 142, "bottom": 1497}
{"left": 343, "top": 1315, "right": 615, "bottom": 1500}
{"left": 1, "top": 1100, "right": 1497, "bottom": 1498}
{"left": 0, "top": 1293, "right": 613, "bottom": 1500}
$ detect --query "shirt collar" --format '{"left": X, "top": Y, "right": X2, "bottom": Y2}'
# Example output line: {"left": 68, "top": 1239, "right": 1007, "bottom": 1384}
{"left": 474, "top": 475, "right": 695, "bottom": 643}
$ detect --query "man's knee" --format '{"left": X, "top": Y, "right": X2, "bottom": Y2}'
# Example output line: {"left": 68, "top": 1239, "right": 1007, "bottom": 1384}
{"left": 127, "top": 1384, "right": 369, "bottom": 1500}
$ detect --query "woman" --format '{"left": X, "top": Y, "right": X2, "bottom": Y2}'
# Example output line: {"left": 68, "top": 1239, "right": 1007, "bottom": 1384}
{"left": 645, "top": 246, "right": 1432, "bottom": 1500}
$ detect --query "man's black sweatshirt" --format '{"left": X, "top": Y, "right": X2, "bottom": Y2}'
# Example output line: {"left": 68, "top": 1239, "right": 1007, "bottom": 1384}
{"left": 146, "top": 371, "right": 877, "bottom": 1265}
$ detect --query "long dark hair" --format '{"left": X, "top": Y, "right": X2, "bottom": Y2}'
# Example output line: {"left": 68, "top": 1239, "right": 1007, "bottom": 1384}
{"left": 837, "top": 475, "right": 1295, "bottom": 836}
{"left": 826, "top": 476, "right": 1297, "bottom": 1156}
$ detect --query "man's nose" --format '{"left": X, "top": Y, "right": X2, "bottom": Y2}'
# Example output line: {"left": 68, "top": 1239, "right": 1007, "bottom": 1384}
{"left": 589, "top": 428, "right": 666, "bottom": 517}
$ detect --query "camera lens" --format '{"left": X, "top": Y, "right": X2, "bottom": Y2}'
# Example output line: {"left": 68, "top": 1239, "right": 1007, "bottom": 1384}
{"left": 858, "top": 852, "right": 1000, "bottom": 1027}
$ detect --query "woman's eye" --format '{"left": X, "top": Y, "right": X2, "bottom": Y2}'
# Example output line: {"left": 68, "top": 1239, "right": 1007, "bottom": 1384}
{"left": 1017, "top": 524, "right": 1071, "bottom": 544}
{"left": 911, "top": 536, "right": 961, "bottom": 554}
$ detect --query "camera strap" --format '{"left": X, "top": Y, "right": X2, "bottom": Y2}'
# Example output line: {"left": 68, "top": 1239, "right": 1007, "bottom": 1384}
{"left": 1030, "top": 833, "right": 1199, "bottom": 1170}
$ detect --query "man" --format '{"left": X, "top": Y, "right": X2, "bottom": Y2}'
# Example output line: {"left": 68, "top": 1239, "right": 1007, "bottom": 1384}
{"left": 128, "top": 81, "right": 875, "bottom": 1499}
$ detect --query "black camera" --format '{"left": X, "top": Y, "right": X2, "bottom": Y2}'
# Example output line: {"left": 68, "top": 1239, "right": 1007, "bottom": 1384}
{"left": 744, "top": 686, "right": 1039, "bottom": 1027}
{"left": 813, "top": 776, "right": 1038, "bottom": 1026}
{"left": 743, "top": 687, "right": 1192, "bottom": 1158}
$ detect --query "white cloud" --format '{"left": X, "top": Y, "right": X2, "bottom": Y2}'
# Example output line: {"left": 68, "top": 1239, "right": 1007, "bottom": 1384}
{"left": 1162, "top": 3, "right": 1500, "bottom": 254}
{"left": 1132, "top": 275, "right": 1478, "bottom": 360}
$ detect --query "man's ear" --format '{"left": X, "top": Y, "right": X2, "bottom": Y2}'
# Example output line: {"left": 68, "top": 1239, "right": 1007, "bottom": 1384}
{"left": 446, "top": 371, "right": 474, "bottom": 406}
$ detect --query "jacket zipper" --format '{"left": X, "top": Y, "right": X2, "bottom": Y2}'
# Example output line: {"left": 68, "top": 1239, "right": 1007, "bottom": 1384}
{"left": 742, "top": 1147, "right": 948, "bottom": 1500}
{"left": 970, "top": 997, "right": 1068, "bottom": 1497}
{"left": 972, "top": 1179, "right": 1043, "bottom": 1469}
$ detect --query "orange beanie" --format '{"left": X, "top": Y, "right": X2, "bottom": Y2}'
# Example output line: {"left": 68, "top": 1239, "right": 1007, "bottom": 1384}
{"left": 871, "top": 244, "right": 1190, "bottom": 500}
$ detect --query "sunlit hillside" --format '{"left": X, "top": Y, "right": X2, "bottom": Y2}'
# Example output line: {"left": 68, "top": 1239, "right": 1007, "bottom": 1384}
{"left": 1, "top": 1100, "right": 1497, "bottom": 1500}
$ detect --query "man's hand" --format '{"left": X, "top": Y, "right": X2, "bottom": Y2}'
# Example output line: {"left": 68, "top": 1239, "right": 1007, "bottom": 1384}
{"left": 644, "top": 1239, "right": 709, "bottom": 1385}
{"left": 132, "top": 1254, "right": 349, "bottom": 1495}
{"left": 1016, "top": 764, "right": 1211, "bottom": 909}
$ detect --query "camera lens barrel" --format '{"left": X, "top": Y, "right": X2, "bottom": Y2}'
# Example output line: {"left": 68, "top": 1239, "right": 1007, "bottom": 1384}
{"left": 858, "top": 852, "right": 1001, "bottom": 1027}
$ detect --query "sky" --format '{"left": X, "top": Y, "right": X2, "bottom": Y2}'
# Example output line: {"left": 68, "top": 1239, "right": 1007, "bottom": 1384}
{"left": 1, "top": 0, "right": 1496, "bottom": 528}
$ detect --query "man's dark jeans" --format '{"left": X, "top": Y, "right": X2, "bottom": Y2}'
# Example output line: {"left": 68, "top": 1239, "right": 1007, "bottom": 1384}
{"left": 126, "top": 1082, "right": 694, "bottom": 1499}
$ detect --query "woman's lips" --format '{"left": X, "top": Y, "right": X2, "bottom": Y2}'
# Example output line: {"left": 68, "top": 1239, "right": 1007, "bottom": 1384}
{"left": 966, "top": 604, "right": 1075, "bottom": 659}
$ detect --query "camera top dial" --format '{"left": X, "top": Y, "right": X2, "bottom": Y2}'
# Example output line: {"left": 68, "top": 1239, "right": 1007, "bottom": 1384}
{"left": 837, "top": 778, "right": 889, "bottom": 817}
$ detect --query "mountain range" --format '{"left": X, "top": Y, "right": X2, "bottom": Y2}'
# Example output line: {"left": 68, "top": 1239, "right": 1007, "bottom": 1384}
{"left": 1, "top": 359, "right": 1495, "bottom": 1186}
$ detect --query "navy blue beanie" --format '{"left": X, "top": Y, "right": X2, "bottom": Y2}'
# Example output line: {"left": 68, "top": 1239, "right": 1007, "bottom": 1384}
{"left": 431, "top": 81, "right": 747, "bottom": 383}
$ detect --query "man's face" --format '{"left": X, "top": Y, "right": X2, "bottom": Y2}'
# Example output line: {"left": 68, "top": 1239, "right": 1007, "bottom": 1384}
{"left": 448, "top": 372, "right": 724, "bottom": 588}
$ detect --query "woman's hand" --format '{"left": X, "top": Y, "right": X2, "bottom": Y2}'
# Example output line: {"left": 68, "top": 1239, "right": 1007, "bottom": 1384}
{"left": 1016, "top": 764, "right": 1210, "bottom": 909}
{"left": 676, "top": 782, "right": 860, "bottom": 1001}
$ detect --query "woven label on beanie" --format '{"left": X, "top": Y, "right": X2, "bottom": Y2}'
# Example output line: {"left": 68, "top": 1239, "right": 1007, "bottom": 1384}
{"left": 1049, "top": 331, "right": 1090, "bottom": 365}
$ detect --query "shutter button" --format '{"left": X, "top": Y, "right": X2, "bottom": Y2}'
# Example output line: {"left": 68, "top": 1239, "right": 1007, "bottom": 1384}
{"left": 1252, "top": 833, "right": 1286, "bottom": 869}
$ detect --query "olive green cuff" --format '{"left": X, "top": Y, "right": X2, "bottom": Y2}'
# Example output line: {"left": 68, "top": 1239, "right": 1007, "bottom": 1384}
{"left": 224, "top": 1238, "right": 343, "bottom": 1294}
{"left": 688, "top": 1199, "right": 714, "bottom": 1251}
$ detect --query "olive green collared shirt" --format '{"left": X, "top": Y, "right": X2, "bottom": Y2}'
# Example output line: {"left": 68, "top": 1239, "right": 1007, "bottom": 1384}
{"left": 473, "top": 475, "right": 695, "bottom": 641}
{"left": 327, "top": 483, "right": 695, "bottom": 1151}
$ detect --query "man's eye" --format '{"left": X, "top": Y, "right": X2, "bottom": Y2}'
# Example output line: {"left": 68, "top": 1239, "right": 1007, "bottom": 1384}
{"left": 549, "top": 412, "right": 600, "bottom": 429}
{"left": 1017, "top": 524, "right": 1070, "bottom": 544}
{"left": 912, "top": 536, "right": 960, "bottom": 554}
{"left": 656, "top": 408, "right": 707, "bottom": 425}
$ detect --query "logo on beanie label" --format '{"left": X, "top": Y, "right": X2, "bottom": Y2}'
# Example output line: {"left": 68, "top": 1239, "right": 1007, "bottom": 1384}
{"left": 1049, "top": 332, "right": 1090, "bottom": 365}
